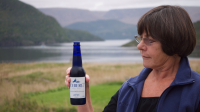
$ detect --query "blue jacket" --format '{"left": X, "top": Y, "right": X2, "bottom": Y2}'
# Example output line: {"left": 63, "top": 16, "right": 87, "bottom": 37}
{"left": 117, "top": 57, "right": 200, "bottom": 112}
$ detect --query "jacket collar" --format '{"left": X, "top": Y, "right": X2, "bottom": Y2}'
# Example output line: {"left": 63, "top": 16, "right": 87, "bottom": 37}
{"left": 170, "top": 57, "right": 194, "bottom": 86}
{"left": 127, "top": 57, "right": 194, "bottom": 86}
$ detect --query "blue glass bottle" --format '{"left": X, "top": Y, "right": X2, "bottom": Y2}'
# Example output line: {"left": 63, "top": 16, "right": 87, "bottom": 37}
{"left": 70, "top": 42, "right": 86, "bottom": 105}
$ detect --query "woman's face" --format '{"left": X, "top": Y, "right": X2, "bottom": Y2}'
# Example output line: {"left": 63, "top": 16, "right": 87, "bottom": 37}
{"left": 137, "top": 32, "right": 171, "bottom": 69}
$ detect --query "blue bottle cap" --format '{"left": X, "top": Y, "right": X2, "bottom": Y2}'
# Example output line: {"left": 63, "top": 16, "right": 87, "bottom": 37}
{"left": 73, "top": 42, "right": 81, "bottom": 56}
{"left": 74, "top": 42, "right": 80, "bottom": 45}
{"left": 73, "top": 42, "right": 82, "bottom": 66}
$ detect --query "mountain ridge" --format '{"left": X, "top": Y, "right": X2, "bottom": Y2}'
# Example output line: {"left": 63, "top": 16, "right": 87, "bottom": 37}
{"left": 0, "top": 0, "right": 103, "bottom": 47}
{"left": 38, "top": 6, "right": 200, "bottom": 26}
{"left": 66, "top": 19, "right": 137, "bottom": 40}
{"left": 0, "top": 0, "right": 70, "bottom": 46}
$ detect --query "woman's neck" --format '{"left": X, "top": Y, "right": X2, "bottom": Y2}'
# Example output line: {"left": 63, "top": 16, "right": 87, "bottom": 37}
{"left": 141, "top": 56, "right": 181, "bottom": 97}
{"left": 150, "top": 56, "right": 181, "bottom": 81}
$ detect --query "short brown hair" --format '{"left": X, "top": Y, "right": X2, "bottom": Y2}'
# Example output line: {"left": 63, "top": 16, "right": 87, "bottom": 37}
{"left": 137, "top": 5, "right": 196, "bottom": 57}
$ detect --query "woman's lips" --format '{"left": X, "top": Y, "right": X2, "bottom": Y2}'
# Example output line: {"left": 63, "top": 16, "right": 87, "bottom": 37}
{"left": 142, "top": 56, "right": 150, "bottom": 59}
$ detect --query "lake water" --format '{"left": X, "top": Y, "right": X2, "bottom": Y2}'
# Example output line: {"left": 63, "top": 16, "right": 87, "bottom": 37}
{"left": 0, "top": 40, "right": 143, "bottom": 63}
{"left": 0, "top": 39, "right": 199, "bottom": 63}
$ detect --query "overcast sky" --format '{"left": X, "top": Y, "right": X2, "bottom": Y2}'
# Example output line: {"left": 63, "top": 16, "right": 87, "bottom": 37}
{"left": 19, "top": 0, "right": 200, "bottom": 11}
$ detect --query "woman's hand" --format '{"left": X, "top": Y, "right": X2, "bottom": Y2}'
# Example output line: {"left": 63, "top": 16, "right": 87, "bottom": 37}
{"left": 65, "top": 67, "right": 94, "bottom": 112}
{"left": 65, "top": 67, "right": 90, "bottom": 88}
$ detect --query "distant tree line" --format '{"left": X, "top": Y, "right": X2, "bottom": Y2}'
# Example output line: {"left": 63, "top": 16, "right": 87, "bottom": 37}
{"left": 0, "top": 0, "right": 102, "bottom": 47}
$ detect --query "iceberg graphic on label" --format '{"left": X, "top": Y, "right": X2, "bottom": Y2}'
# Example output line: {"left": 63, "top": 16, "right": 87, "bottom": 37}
{"left": 73, "top": 79, "right": 76, "bottom": 83}
{"left": 73, "top": 79, "right": 80, "bottom": 83}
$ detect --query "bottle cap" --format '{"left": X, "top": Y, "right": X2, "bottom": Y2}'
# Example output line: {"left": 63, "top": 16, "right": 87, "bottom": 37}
{"left": 73, "top": 42, "right": 81, "bottom": 56}
{"left": 74, "top": 42, "right": 80, "bottom": 45}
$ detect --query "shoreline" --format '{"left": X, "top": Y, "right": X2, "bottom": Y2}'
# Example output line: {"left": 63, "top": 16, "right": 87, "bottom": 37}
{"left": 0, "top": 57, "right": 200, "bottom": 64}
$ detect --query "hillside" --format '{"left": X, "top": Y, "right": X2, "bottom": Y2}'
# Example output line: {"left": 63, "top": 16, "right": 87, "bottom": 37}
{"left": 0, "top": 0, "right": 71, "bottom": 47}
{"left": 66, "top": 20, "right": 137, "bottom": 40}
{"left": 64, "top": 28, "right": 103, "bottom": 41}
{"left": 38, "top": 6, "right": 200, "bottom": 26}
{"left": 194, "top": 21, "right": 200, "bottom": 46}
{"left": 38, "top": 8, "right": 104, "bottom": 27}
{"left": 188, "top": 21, "right": 200, "bottom": 57}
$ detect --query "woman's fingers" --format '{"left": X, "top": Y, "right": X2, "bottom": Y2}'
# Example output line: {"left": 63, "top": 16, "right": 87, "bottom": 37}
{"left": 65, "top": 80, "right": 70, "bottom": 89}
{"left": 66, "top": 67, "right": 72, "bottom": 75}
{"left": 65, "top": 68, "right": 71, "bottom": 88}
{"left": 86, "top": 74, "right": 90, "bottom": 83}
{"left": 65, "top": 67, "right": 90, "bottom": 89}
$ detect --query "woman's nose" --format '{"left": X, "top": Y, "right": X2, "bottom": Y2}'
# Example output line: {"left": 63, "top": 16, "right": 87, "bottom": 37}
{"left": 137, "top": 40, "right": 146, "bottom": 50}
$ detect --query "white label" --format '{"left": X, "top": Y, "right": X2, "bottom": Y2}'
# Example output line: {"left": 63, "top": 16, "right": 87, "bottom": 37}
{"left": 70, "top": 77, "right": 85, "bottom": 98}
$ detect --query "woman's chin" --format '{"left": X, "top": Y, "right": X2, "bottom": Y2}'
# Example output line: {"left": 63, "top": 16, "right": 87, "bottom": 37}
{"left": 142, "top": 61, "right": 152, "bottom": 68}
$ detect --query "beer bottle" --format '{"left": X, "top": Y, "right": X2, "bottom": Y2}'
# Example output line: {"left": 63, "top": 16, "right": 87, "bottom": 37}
{"left": 70, "top": 42, "right": 86, "bottom": 105}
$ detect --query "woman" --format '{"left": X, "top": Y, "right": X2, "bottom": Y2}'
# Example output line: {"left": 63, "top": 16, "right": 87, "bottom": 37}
{"left": 65, "top": 5, "right": 200, "bottom": 112}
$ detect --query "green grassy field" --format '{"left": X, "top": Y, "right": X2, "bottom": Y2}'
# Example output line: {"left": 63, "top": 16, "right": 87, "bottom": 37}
{"left": 0, "top": 62, "right": 143, "bottom": 112}
{"left": 0, "top": 60, "right": 200, "bottom": 112}
{"left": 0, "top": 82, "right": 122, "bottom": 112}
{"left": 28, "top": 82, "right": 122, "bottom": 112}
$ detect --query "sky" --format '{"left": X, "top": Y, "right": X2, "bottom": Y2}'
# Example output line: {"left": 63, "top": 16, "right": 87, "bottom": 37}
{"left": 19, "top": 0, "right": 200, "bottom": 11}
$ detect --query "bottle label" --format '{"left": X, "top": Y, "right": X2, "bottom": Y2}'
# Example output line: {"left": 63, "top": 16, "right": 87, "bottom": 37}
{"left": 70, "top": 77, "right": 85, "bottom": 98}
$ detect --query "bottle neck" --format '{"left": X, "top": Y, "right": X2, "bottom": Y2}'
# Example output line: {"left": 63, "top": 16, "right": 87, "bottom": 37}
{"left": 73, "top": 55, "right": 82, "bottom": 67}
{"left": 72, "top": 43, "right": 82, "bottom": 67}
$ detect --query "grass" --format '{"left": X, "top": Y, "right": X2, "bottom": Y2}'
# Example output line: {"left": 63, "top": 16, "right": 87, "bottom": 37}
{"left": 0, "top": 97, "right": 77, "bottom": 112}
{"left": 27, "top": 82, "right": 122, "bottom": 112}
{"left": 0, "top": 60, "right": 200, "bottom": 112}
{"left": 90, "top": 82, "right": 123, "bottom": 111}
{"left": 0, "top": 82, "right": 122, "bottom": 112}
{"left": 0, "top": 62, "right": 143, "bottom": 103}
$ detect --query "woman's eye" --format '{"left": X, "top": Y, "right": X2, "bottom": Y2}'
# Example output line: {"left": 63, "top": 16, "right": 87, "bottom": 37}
{"left": 149, "top": 39, "right": 155, "bottom": 43}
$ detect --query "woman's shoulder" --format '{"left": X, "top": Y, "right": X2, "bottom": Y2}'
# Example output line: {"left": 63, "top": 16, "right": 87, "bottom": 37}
{"left": 191, "top": 70, "right": 200, "bottom": 79}
{"left": 119, "top": 74, "right": 145, "bottom": 92}
{"left": 191, "top": 70, "right": 200, "bottom": 83}
{"left": 120, "top": 68, "right": 150, "bottom": 89}
{"left": 119, "top": 76, "right": 139, "bottom": 91}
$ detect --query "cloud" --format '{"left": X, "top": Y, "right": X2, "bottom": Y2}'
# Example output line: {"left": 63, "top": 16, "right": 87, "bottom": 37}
{"left": 92, "top": 2, "right": 104, "bottom": 10}
{"left": 20, "top": 0, "right": 200, "bottom": 11}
